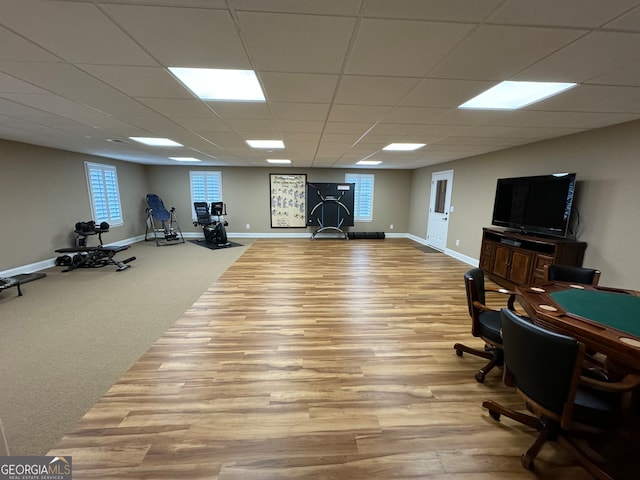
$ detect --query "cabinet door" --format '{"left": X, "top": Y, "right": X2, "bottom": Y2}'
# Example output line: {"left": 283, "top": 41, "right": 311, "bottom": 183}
{"left": 492, "top": 245, "right": 511, "bottom": 278}
{"left": 479, "top": 240, "right": 495, "bottom": 270}
{"left": 509, "top": 250, "right": 532, "bottom": 285}
{"left": 532, "top": 254, "right": 554, "bottom": 284}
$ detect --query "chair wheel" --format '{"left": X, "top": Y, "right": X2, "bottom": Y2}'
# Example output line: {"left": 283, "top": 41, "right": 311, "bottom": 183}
{"left": 489, "top": 410, "right": 501, "bottom": 421}
{"left": 456, "top": 349, "right": 463, "bottom": 357}
{"left": 475, "top": 371, "right": 486, "bottom": 383}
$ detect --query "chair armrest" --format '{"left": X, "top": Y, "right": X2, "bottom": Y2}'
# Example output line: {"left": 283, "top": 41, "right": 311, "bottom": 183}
{"left": 485, "top": 288, "right": 517, "bottom": 310}
{"left": 472, "top": 300, "right": 497, "bottom": 313}
{"left": 579, "top": 372, "right": 640, "bottom": 393}
{"left": 486, "top": 287, "right": 516, "bottom": 296}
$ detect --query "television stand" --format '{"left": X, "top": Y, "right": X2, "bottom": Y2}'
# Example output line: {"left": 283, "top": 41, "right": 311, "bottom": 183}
{"left": 480, "top": 227, "right": 587, "bottom": 288}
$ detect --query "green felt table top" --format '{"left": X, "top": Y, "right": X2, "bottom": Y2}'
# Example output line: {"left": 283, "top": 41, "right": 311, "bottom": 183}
{"left": 550, "top": 288, "right": 640, "bottom": 338}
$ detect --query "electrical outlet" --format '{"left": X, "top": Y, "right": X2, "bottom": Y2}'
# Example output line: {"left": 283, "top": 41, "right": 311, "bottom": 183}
{"left": 390, "top": 224, "right": 394, "bottom": 230}
{"left": 456, "top": 239, "right": 460, "bottom": 246}
{"left": 246, "top": 223, "right": 250, "bottom": 230}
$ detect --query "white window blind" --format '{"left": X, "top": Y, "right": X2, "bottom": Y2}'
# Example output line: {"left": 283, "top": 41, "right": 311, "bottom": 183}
{"left": 345, "top": 173, "right": 375, "bottom": 222}
{"left": 189, "top": 171, "right": 222, "bottom": 217}
{"left": 85, "top": 162, "right": 123, "bottom": 226}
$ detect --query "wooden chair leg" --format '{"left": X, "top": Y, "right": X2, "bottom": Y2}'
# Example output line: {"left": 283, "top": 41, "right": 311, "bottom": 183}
{"left": 482, "top": 400, "right": 542, "bottom": 430}
{"left": 557, "top": 435, "right": 615, "bottom": 480}
{"left": 522, "top": 428, "right": 551, "bottom": 470}
{"left": 454, "top": 343, "right": 502, "bottom": 382}
{"left": 453, "top": 343, "right": 493, "bottom": 360}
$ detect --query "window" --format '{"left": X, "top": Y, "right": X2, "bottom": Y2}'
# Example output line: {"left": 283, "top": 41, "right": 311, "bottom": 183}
{"left": 345, "top": 173, "right": 374, "bottom": 222}
{"left": 85, "top": 162, "right": 123, "bottom": 226}
{"left": 189, "top": 171, "right": 222, "bottom": 218}
{"left": 434, "top": 179, "right": 448, "bottom": 214}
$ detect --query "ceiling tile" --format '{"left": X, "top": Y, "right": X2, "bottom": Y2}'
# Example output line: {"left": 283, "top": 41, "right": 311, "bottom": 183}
{"left": 275, "top": 120, "right": 324, "bottom": 133}
{"left": 79, "top": 65, "right": 190, "bottom": 98}
{"left": 1, "top": 1, "right": 640, "bottom": 168}
{"left": 334, "top": 75, "right": 419, "bottom": 106}
{"left": 323, "top": 122, "right": 372, "bottom": 135}
{"left": 327, "top": 105, "right": 391, "bottom": 123}
{"left": 431, "top": 25, "right": 585, "bottom": 80}
{"left": 103, "top": 4, "right": 251, "bottom": 68}
{"left": 0, "top": 61, "right": 135, "bottom": 106}
{"left": 380, "top": 106, "right": 450, "bottom": 124}
{"left": 320, "top": 132, "right": 364, "bottom": 145}
{"left": 136, "top": 98, "right": 217, "bottom": 118}
{"left": 0, "top": 25, "right": 61, "bottom": 62}
{"left": 269, "top": 103, "right": 330, "bottom": 121}
{"left": 207, "top": 102, "right": 272, "bottom": 120}
{"left": 531, "top": 84, "right": 640, "bottom": 112}
{"left": 0, "top": 0, "right": 157, "bottom": 65}
{"left": 515, "top": 31, "right": 640, "bottom": 83}
{"left": 223, "top": 119, "right": 279, "bottom": 134}
{"left": 588, "top": 60, "right": 640, "bottom": 86}
{"left": 89, "top": 0, "right": 229, "bottom": 7}
{"left": 177, "top": 118, "right": 231, "bottom": 131}
{"left": 490, "top": 0, "right": 640, "bottom": 28}
{"left": 238, "top": 12, "right": 356, "bottom": 73}
{"left": 604, "top": 4, "right": 640, "bottom": 31}
{"left": 279, "top": 132, "right": 321, "bottom": 143}
{"left": 260, "top": 73, "right": 339, "bottom": 103}
{"left": 346, "top": 18, "right": 474, "bottom": 76}
{"left": 364, "top": 0, "right": 503, "bottom": 21}
{"left": 400, "top": 78, "right": 494, "bottom": 108}
{"left": 231, "top": 0, "right": 362, "bottom": 15}
{"left": 2, "top": 93, "right": 113, "bottom": 122}
{"left": 0, "top": 72, "right": 48, "bottom": 94}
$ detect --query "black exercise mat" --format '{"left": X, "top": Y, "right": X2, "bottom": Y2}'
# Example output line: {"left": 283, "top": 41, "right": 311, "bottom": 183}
{"left": 188, "top": 240, "right": 243, "bottom": 251}
{"left": 415, "top": 245, "right": 443, "bottom": 254}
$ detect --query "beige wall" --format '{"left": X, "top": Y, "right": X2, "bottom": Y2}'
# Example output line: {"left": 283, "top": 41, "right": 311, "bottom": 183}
{"left": 0, "top": 147, "right": 411, "bottom": 272}
{"left": 145, "top": 166, "right": 412, "bottom": 235}
{"left": 2, "top": 119, "right": 639, "bottom": 289}
{"left": 410, "top": 119, "right": 640, "bottom": 289}
{"left": 0, "top": 139, "right": 148, "bottom": 271}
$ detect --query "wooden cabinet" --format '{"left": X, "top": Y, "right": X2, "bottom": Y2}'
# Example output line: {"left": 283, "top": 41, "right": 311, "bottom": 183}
{"left": 480, "top": 228, "right": 587, "bottom": 288}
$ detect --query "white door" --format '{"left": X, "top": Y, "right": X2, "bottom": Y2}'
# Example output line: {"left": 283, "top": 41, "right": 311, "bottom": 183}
{"left": 427, "top": 170, "right": 453, "bottom": 251}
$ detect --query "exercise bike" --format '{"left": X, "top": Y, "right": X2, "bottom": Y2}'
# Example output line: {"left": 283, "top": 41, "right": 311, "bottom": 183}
{"left": 193, "top": 201, "right": 231, "bottom": 248}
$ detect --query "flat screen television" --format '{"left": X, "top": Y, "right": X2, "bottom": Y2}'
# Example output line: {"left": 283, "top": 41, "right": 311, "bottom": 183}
{"left": 491, "top": 173, "right": 576, "bottom": 238}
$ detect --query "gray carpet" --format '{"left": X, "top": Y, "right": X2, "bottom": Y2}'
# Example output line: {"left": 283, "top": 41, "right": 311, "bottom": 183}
{"left": 0, "top": 238, "right": 253, "bottom": 456}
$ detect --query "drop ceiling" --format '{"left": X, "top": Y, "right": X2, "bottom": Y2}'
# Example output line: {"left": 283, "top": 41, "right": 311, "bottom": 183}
{"left": 1, "top": 0, "right": 640, "bottom": 169}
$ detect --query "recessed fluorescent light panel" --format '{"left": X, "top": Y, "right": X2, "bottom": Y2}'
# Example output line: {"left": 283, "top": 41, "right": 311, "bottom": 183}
{"left": 169, "top": 157, "right": 201, "bottom": 162}
{"left": 267, "top": 159, "right": 291, "bottom": 164}
{"left": 247, "top": 140, "right": 285, "bottom": 149}
{"left": 129, "top": 137, "right": 183, "bottom": 147}
{"left": 459, "top": 81, "right": 577, "bottom": 110}
{"left": 357, "top": 160, "right": 382, "bottom": 165}
{"left": 383, "top": 143, "right": 425, "bottom": 151}
{"left": 169, "top": 67, "right": 265, "bottom": 101}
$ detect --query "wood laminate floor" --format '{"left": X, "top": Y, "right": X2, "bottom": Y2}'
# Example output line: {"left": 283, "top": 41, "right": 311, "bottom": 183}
{"left": 48, "top": 239, "right": 634, "bottom": 479}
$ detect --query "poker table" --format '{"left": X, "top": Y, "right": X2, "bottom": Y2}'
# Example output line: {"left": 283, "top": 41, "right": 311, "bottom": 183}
{"left": 516, "top": 282, "right": 640, "bottom": 372}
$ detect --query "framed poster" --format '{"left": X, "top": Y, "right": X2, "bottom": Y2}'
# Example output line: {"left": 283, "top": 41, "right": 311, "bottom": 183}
{"left": 269, "top": 173, "right": 307, "bottom": 227}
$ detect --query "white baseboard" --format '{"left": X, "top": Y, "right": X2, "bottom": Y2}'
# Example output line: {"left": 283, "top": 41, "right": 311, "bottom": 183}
{"left": 0, "top": 234, "right": 146, "bottom": 277}
{"left": 1, "top": 232, "right": 480, "bottom": 277}
{"left": 406, "top": 233, "right": 478, "bottom": 267}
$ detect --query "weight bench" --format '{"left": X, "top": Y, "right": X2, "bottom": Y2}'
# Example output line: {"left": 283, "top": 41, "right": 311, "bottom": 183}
{"left": 54, "top": 245, "right": 135, "bottom": 272}
{"left": 0, "top": 277, "right": 22, "bottom": 296}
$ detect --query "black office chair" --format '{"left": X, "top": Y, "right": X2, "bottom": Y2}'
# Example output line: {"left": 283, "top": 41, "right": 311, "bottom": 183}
{"left": 483, "top": 308, "right": 640, "bottom": 479}
{"left": 544, "top": 264, "right": 601, "bottom": 285}
{"left": 454, "top": 268, "right": 516, "bottom": 382}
